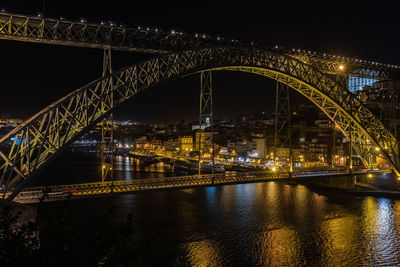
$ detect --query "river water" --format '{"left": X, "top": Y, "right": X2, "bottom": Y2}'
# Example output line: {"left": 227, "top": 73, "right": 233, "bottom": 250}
{"left": 35, "top": 149, "right": 400, "bottom": 266}
{"left": 34, "top": 148, "right": 188, "bottom": 186}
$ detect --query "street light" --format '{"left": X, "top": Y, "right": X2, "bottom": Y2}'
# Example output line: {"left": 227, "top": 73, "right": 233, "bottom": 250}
{"left": 338, "top": 65, "right": 345, "bottom": 71}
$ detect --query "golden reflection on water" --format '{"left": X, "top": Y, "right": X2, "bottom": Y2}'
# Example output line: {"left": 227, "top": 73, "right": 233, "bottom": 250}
{"left": 293, "top": 185, "right": 311, "bottom": 225}
{"left": 362, "top": 197, "right": 379, "bottom": 258}
{"left": 263, "top": 182, "right": 280, "bottom": 219}
{"left": 360, "top": 197, "right": 400, "bottom": 265}
{"left": 320, "top": 216, "right": 359, "bottom": 265}
{"left": 254, "top": 182, "right": 300, "bottom": 266}
{"left": 256, "top": 182, "right": 361, "bottom": 266}
{"left": 254, "top": 185, "right": 400, "bottom": 266}
{"left": 178, "top": 187, "right": 222, "bottom": 266}
{"left": 255, "top": 226, "right": 300, "bottom": 266}
{"left": 118, "top": 180, "right": 400, "bottom": 265}
{"left": 185, "top": 239, "right": 222, "bottom": 267}
{"left": 392, "top": 201, "right": 400, "bottom": 257}
{"left": 393, "top": 201, "right": 400, "bottom": 229}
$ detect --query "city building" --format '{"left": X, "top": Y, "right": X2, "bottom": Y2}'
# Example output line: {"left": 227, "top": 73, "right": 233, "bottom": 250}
{"left": 195, "top": 131, "right": 214, "bottom": 151}
{"left": 357, "top": 80, "right": 399, "bottom": 136}
{"left": 348, "top": 76, "right": 378, "bottom": 93}
{"left": 179, "top": 135, "right": 193, "bottom": 155}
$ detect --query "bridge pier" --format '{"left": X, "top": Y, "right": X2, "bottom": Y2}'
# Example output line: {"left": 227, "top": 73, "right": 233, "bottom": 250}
{"left": 198, "top": 71, "right": 214, "bottom": 175}
{"left": 297, "top": 173, "right": 359, "bottom": 190}
{"left": 297, "top": 171, "right": 400, "bottom": 192}
{"left": 357, "top": 172, "right": 400, "bottom": 191}
{"left": 101, "top": 46, "right": 114, "bottom": 183}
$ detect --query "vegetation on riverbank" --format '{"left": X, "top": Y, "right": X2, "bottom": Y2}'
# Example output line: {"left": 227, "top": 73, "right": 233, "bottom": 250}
{"left": 0, "top": 199, "right": 143, "bottom": 266}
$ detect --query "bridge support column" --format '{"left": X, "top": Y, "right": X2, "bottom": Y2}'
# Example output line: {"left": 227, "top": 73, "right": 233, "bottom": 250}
{"left": 337, "top": 72, "right": 355, "bottom": 172}
{"left": 273, "top": 80, "right": 292, "bottom": 172}
{"left": 198, "top": 71, "right": 214, "bottom": 179}
{"left": 101, "top": 46, "right": 114, "bottom": 183}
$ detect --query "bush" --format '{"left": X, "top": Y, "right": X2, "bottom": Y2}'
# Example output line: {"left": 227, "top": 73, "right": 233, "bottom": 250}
{"left": 0, "top": 200, "right": 138, "bottom": 266}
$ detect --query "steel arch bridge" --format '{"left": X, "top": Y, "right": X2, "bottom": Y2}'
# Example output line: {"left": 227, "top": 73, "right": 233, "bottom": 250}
{"left": 0, "top": 10, "right": 399, "bottom": 200}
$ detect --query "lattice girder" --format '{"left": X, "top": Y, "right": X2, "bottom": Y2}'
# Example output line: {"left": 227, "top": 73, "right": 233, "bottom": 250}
{"left": 0, "top": 46, "right": 398, "bottom": 200}
{"left": 1, "top": 11, "right": 399, "bottom": 80}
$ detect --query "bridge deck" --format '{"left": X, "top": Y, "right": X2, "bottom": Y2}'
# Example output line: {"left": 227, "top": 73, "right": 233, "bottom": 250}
{"left": 7, "top": 169, "right": 365, "bottom": 203}
{"left": 1, "top": 11, "right": 398, "bottom": 79}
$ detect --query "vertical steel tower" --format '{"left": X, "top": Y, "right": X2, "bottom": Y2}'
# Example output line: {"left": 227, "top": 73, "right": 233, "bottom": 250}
{"left": 198, "top": 71, "right": 214, "bottom": 175}
{"left": 273, "top": 80, "right": 292, "bottom": 171}
{"left": 101, "top": 46, "right": 114, "bottom": 182}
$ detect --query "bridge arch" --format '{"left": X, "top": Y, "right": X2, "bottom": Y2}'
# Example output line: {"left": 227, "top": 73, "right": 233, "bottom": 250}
{"left": 1, "top": 46, "right": 398, "bottom": 200}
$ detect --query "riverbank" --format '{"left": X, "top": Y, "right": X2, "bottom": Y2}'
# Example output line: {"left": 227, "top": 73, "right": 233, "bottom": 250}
{"left": 0, "top": 199, "right": 36, "bottom": 226}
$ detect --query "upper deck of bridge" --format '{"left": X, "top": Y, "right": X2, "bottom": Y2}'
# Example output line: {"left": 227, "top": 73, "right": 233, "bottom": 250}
{"left": 1, "top": 9, "right": 399, "bottom": 80}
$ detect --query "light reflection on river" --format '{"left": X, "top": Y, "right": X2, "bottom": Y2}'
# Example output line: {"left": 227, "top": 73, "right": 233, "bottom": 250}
{"left": 39, "top": 180, "right": 400, "bottom": 266}
{"left": 36, "top": 149, "right": 400, "bottom": 266}
{"left": 35, "top": 149, "right": 183, "bottom": 186}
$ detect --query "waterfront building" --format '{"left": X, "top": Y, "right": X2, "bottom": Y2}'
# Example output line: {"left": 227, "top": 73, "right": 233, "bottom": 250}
{"left": 195, "top": 131, "right": 214, "bottom": 151}
{"left": 179, "top": 135, "right": 193, "bottom": 155}
{"left": 357, "top": 80, "right": 399, "bottom": 137}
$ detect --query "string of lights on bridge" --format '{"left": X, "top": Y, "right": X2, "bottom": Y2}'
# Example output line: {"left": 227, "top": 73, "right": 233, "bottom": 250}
{"left": 286, "top": 47, "right": 400, "bottom": 69}
{"left": 1, "top": 7, "right": 399, "bottom": 70}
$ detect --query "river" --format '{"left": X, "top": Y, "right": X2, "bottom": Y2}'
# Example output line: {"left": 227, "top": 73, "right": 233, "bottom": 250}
{"left": 33, "top": 148, "right": 400, "bottom": 266}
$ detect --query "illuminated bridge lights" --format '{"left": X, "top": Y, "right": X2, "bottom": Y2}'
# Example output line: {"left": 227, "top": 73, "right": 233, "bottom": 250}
{"left": 10, "top": 169, "right": 363, "bottom": 203}
{"left": 3, "top": 9, "right": 400, "bottom": 74}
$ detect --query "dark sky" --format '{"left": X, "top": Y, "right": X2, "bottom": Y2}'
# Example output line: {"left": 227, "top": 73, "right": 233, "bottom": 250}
{"left": 0, "top": 0, "right": 399, "bottom": 123}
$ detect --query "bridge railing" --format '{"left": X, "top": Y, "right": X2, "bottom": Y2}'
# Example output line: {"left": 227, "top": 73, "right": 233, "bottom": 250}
{"left": 2, "top": 10, "right": 399, "bottom": 82}
{"left": 0, "top": 10, "right": 234, "bottom": 54}
{"left": 6, "top": 168, "right": 368, "bottom": 202}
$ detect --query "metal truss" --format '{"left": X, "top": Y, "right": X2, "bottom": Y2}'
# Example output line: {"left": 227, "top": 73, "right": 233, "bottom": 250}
{"left": 0, "top": 46, "right": 399, "bottom": 200}
{"left": 0, "top": 11, "right": 230, "bottom": 54}
{"left": 273, "top": 81, "right": 291, "bottom": 147}
{"left": 199, "top": 71, "right": 213, "bottom": 126}
{"left": 11, "top": 169, "right": 364, "bottom": 203}
{"left": 1, "top": 11, "right": 399, "bottom": 80}
{"left": 285, "top": 48, "right": 397, "bottom": 80}
{"left": 198, "top": 71, "right": 214, "bottom": 175}
{"left": 100, "top": 46, "right": 114, "bottom": 182}
{"left": 221, "top": 65, "right": 398, "bottom": 170}
{"left": 273, "top": 80, "right": 292, "bottom": 170}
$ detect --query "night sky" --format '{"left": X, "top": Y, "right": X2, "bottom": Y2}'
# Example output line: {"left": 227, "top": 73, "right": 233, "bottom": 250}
{"left": 0, "top": 0, "right": 399, "bottom": 123}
